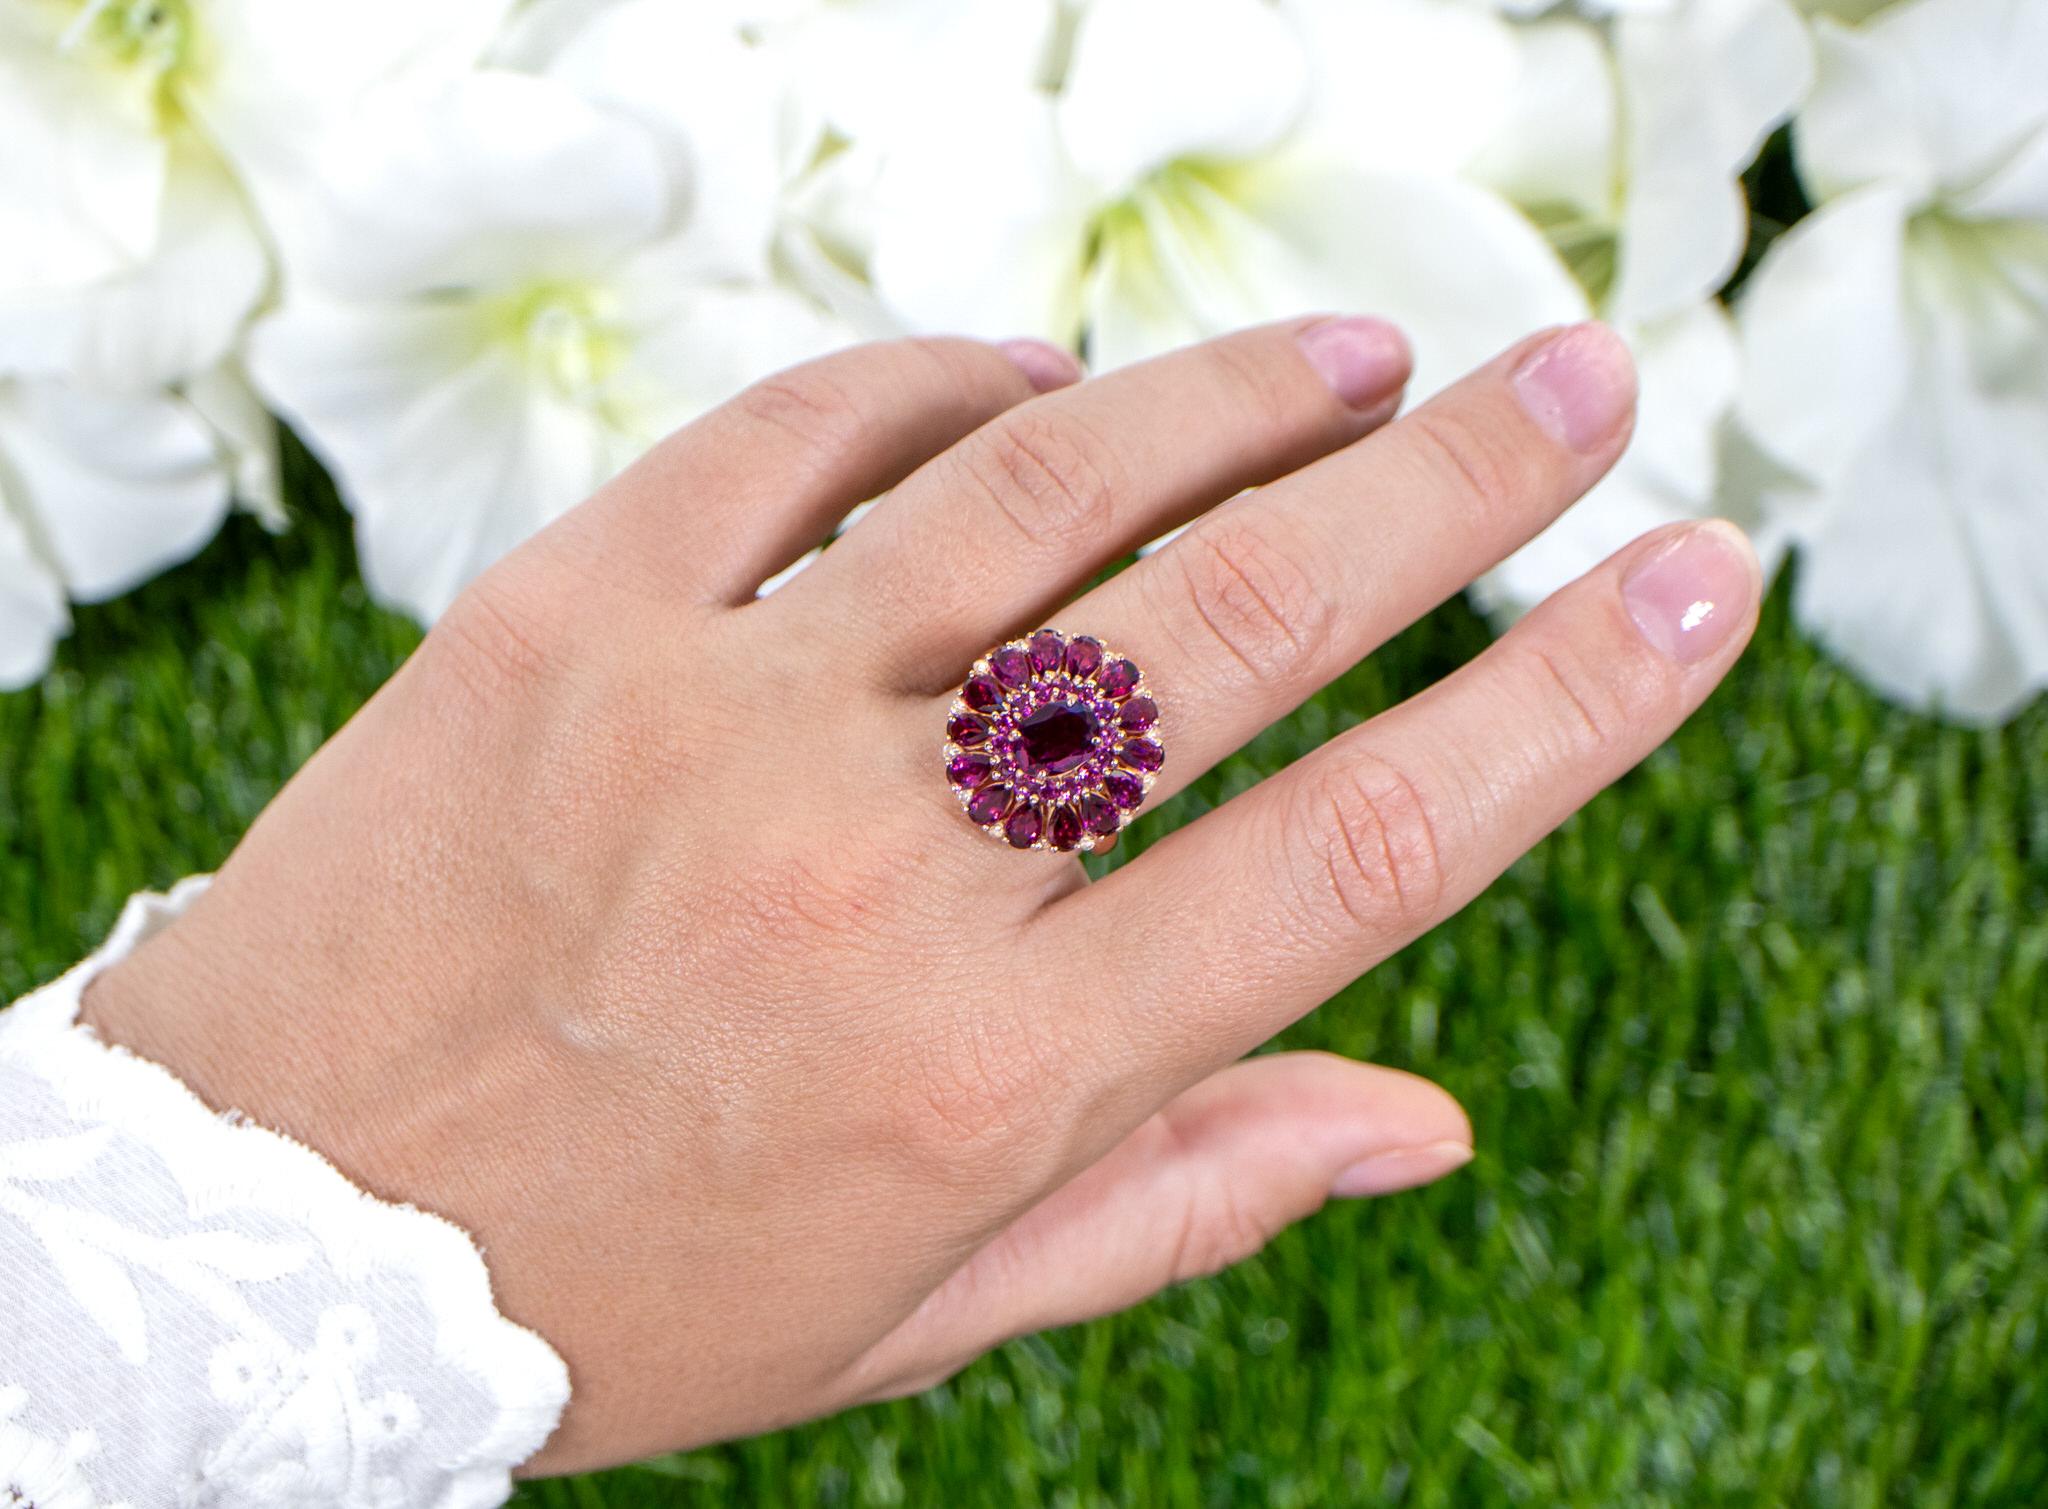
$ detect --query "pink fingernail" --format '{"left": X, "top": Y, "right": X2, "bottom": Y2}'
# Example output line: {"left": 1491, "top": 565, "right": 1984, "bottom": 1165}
{"left": 1621, "top": 521, "right": 1760, "bottom": 665}
{"left": 1297, "top": 316, "right": 1412, "bottom": 410}
{"left": 1510, "top": 322, "right": 1636, "bottom": 452}
{"left": 998, "top": 338, "right": 1084, "bottom": 393}
{"left": 1329, "top": 1140, "right": 1473, "bottom": 1198}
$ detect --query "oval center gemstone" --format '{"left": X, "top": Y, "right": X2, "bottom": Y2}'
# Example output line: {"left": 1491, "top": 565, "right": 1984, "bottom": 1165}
{"left": 1017, "top": 700, "right": 1099, "bottom": 775}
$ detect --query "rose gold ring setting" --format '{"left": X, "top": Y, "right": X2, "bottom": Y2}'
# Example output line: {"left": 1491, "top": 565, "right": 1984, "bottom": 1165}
{"left": 943, "top": 628, "right": 1163, "bottom": 853}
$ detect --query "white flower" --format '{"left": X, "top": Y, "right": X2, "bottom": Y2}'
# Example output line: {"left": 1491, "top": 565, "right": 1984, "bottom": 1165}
{"left": 1734, "top": 0, "right": 2048, "bottom": 723}
{"left": 0, "top": 0, "right": 513, "bottom": 390}
{"left": 1466, "top": 0, "right": 1811, "bottom": 615}
{"left": 0, "top": 0, "right": 510, "bottom": 682}
{"left": 249, "top": 71, "right": 853, "bottom": 623}
{"left": 501, "top": 0, "right": 899, "bottom": 333}
{"left": 0, "top": 375, "right": 238, "bottom": 688}
{"left": 863, "top": 0, "right": 1588, "bottom": 403}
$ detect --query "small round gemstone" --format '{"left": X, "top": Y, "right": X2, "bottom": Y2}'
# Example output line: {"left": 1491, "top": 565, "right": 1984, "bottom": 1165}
{"left": 1064, "top": 635, "right": 1104, "bottom": 679}
{"left": 1098, "top": 658, "right": 1140, "bottom": 698}
{"left": 1118, "top": 695, "right": 1158, "bottom": 732}
{"left": 1004, "top": 803, "right": 1045, "bottom": 848}
{"left": 1018, "top": 700, "right": 1100, "bottom": 775}
{"left": 1104, "top": 770, "right": 1145, "bottom": 810}
{"left": 1027, "top": 628, "right": 1066, "bottom": 674}
{"left": 1119, "top": 737, "right": 1164, "bottom": 773}
{"left": 948, "top": 751, "right": 994, "bottom": 788}
{"left": 967, "top": 784, "right": 1014, "bottom": 825}
{"left": 1075, "top": 791, "right": 1120, "bottom": 836}
{"left": 1047, "top": 804, "right": 1083, "bottom": 851}
{"left": 962, "top": 674, "right": 1003, "bottom": 712}
{"left": 988, "top": 644, "right": 1031, "bottom": 689}
{"left": 947, "top": 711, "right": 991, "bottom": 746}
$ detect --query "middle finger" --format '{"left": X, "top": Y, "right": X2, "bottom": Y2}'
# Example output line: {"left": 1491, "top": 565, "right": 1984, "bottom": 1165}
{"left": 784, "top": 315, "right": 1413, "bottom": 688}
{"left": 1053, "top": 322, "right": 1639, "bottom": 812}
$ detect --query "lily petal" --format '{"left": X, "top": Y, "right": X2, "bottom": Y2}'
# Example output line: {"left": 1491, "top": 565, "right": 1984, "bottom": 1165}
{"left": 1469, "top": 18, "right": 1618, "bottom": 225}
{"left": 248, "top": 296, "right": 630, "bottom": 622}
{"left": 194, "top": 0, "right": 518, "bottom": 182}
{"left": 536, "top": 0, "right": 804, "bottom": 283}
{"left": 780, "top": 0, "right": 1056, "bottom": 146}
{"left": 0, "top": 5, "right": 166, "bottom": 288}
{"left": 0, "top": 496, "right": 67, "bottom": 691}
{"left": 0, "top": 380, "right": 228, "bottom": 603}
{"left": 1059, "top": 0, "right": 1309, "bottom": 193}
{"left": 1608, "top": 0, "right": 1812, "bottom": 322}
{"left": 1735, "top": 183, "right": 1912, "bottom": 488}
{"left": 275, "top": 72, "right": 673, "bottom": 299}
{"left": 1790, "top": 309, "right": 2048, "bottom": 722}
{"left": 1177, "top": 152, "right": 1590, "bottom": 399}
{"left": 1286, "top": 0, "right": 1523, "bottom": 176}
{"left": 868, "top": 84, "right": 1091, "bottom": 343}
{"left": 1798, "top": 0, "right": 2048, "bottom": 208}
{"left": 0, "top": 135, "right": 268, "bottom": 390}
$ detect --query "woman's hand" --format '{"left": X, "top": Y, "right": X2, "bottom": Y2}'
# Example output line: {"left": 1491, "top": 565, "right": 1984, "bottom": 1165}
{"left": 80, "top": 317, "right": 1757, "bottom": 1473}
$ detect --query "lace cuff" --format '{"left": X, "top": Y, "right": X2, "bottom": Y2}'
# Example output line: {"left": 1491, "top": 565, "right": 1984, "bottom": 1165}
{"left": 0, "top": 877, "right": 569, "bottom": 1508}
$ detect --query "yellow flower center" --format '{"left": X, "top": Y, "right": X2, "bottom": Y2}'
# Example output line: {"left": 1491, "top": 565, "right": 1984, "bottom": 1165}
{"left": 492, "top": 283, "right": 630, "bottom": 408}
{"left": 59, "top": 0, "right": 191, "bottom": 93}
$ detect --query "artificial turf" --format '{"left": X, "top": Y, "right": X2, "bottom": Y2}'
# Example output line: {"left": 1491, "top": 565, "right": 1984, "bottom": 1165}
{"left": 3, "top": 461, "right": 2042, "bottom": 1507}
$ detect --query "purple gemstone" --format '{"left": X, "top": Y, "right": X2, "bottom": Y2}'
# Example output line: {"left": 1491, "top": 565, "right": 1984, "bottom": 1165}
{"left": 1119, "top": 737, "right": 1164, "bottom": 773}
{"left": 1098, "top": 658, "right": 1139, "bottom": 698}
{"left": 947, "top": 751, "right": 993, "bottom": 788}
{"left": 948, "top": 711, "right": 991, "bottom": 746}
{"left": 1118, "top": 696, "right": 1158, "bottom": 733}
{"left": 967, "top": 784, "right": 1013, "bottom": 825}
{"left": 1017, "top": 700, "right": 1100, "bottom": 775}
{"left": 1104, "top": 770, "right": 1145, "bottom": 810}
{"left": 1004, "top": 804, "right": 1044, "bottom": 848}
{"left": 988, "top": 645, "right": 1031, "bottom": 689}
{"left": 1047, "top": 804, "right": 1083, "bottom": 851}
{"left": 1028, "top": 629, "right": 1066, "bottom": 674}
{"left": 1064, "top": 636, "right": 1104, "bottom": 679}
{"left": 1075, "top": 791, "right": 1120, "bottom": 836}
{"left": 962, "top": 674, "right": 1003, "bottom": 713}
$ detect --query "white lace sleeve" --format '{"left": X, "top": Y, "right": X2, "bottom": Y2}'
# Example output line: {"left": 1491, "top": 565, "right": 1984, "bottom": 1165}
{"left": 0, "top": 878, "right": 570, "bottom": 1508}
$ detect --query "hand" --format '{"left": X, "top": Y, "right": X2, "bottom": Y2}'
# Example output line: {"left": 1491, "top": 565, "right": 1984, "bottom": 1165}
{"left": 81, "top": 317, "right": 1758, "bottom": 1473}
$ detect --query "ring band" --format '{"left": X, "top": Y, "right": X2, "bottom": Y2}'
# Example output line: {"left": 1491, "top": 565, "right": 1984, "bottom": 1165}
{"left": 943, "top": 629, "right": 1163, "bottom": 852}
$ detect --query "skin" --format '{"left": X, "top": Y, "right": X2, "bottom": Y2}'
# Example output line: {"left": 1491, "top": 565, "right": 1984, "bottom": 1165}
{"left": 80, "top": 315, "right": 1760, "bottom": 1475}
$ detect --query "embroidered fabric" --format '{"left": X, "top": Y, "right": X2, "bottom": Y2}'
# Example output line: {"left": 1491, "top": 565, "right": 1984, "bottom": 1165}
{"left": 0, "top": 877, "right": 569, "bottom": 1508}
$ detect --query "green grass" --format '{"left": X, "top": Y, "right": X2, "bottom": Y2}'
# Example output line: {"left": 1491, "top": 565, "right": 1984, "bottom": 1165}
{"left": 4, "top": 472, "right": 2043, "bottom": 1507}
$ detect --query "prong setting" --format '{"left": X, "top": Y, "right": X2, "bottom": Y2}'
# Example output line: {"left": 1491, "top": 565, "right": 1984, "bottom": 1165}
{"left": 941, "top": 629, "right": 1162, "bottom": 853}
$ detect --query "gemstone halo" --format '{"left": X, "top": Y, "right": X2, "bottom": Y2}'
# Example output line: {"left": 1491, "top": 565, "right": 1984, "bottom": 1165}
{"left": 943, "top": 629, "right": 1163, "bottom": 852}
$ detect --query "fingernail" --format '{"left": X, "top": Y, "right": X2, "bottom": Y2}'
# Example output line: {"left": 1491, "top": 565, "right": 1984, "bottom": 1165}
{"left": 1510, "top": 322, "right": 1636, "bottom": 452}
{"left": 998, "top": 338, "right": 1085, "bottom": 393}
{"left": 1621, "top": 520, "right": 1760, "bottom": 665}
{"left": 1297, "top": 316, "right": 1411, "bottom": 410}
{"left": 1329, "top": 1140, "right": 1473, "bottom": 1198}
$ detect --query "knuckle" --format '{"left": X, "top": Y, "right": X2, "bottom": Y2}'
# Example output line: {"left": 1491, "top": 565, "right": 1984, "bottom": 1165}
{"left": 1164, "top": 515, "right": 1331, "bottom": 688}
{"left": 1172, "top": 1170, "right": 1284, "bottom": 1280}
{"left": 1205, "top": 338, "right": 1302, "bottom": 447}
{"left": 425, "top": 574, "right": 569, "bottom": 704}
{"left": 901, "top": 334, "right": 1004, "bottom": 396}
{"left": 1404, "top": 405, "right": 1528, "bottom": 517}
{"left": 889, "top": 1004, "right": 1066, "bottom": 1189}
{"left": 954, "top": 409, "right": 1122, "bottom": 550}
{"left": 1295, "top": 750, "right": 1447, "bottom": 935}
{"left": 731, "top": 367, "right": 869, "bottom": 458}
{"left": 1519, "top": 639, "right": 1637, "bottom": 759}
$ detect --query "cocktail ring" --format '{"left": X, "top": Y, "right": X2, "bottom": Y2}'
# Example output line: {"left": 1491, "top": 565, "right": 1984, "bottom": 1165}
{"left": 943, "top": 629, "right": 1163, "bottom": 853}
